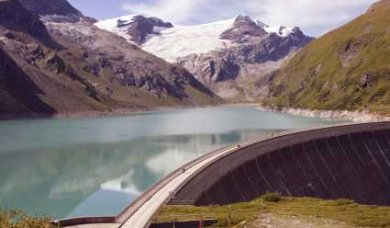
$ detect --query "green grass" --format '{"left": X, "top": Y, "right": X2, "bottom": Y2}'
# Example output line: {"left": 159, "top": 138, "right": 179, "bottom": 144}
{"left": 266, "top": 0, "right": 390, "bottom": 116}
{"left": 154, "top": 195, "right": 390, "bottom": 227}
{"left": 0, "top": 210, "right": 56, "bottom": 228}
{"left": 153, "top": 201, "right": 261, "bottom": 227}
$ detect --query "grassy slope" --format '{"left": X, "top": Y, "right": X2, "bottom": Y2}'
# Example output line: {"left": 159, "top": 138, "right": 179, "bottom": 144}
{"left": 155, "top": 195, "right": 390, "bottom": 227}
{"left": 266, "top": 0, "right": 390, "bottom": 115}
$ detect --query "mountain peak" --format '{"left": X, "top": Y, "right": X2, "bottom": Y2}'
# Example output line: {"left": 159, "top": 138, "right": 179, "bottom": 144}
{"left": 220, "top": 15, "right": 267, "bottom": 43}
{"left": 96, "top": 14, "right": 173, "bottom": 45}
{"left": 233, "top": 15, "right": 260, "bottom": 29}
{"left": 96, "top": 15, "right": 311, "bottom": 62}
{"left": 124, "top": 15, "right": 173, "bottom": 44}
{"left": 117, "top": 15, "right": 173, "bottom": 28}
{"left": 234, "top": 15, "right": 254, "bottom": 23}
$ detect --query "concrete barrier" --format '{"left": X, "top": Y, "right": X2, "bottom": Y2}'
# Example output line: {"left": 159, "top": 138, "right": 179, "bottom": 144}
{"left": 149, "top": 219, "right": 216, "bottom": 228}
{"left": 54, "top": 216, "right": 117, "bottom": 227}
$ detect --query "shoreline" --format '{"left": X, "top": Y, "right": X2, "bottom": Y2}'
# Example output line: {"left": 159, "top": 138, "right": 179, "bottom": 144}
{"left": 0, "top": 103, "right": 389, "bottom": 122}
{"left": 53, "top": 103, "right": 259, "bottom": 119}
{"left": 0, "top": 103, "right": 257, "bottom": 121}
{"left": 257, "top": 106, "right": 390, "bottom": 122}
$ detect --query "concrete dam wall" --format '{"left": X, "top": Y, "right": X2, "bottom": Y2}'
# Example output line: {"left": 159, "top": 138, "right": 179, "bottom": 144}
{"left": 170, "top": 122, "right": 390, "bottom": 206}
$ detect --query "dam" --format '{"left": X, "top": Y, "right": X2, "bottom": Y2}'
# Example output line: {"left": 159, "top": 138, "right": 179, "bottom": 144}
{"left": 60, "top": 121, "right": 390, "bottom": 227}
{"left": 170, "top": 121, "right": 390, "bottom": 207}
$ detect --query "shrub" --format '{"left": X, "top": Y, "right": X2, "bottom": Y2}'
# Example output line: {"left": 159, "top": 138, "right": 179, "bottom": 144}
{"left": 333, "top": 199, "right": 356, "bottom": 206}
{"left": 261, "top": 192, "right": 282, "bottom": 203}
{"left": 0, "top": 210, "right": 56, "bottom": 228}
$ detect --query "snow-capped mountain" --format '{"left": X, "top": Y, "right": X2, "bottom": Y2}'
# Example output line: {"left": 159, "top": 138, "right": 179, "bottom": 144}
{"left": 96, "top": 15, "right": 312, "bottom": 101}
{"left": 96, "top": 15, "right": 302, "bottom": 62}
{"left": 96, "top": 15, "right": 236, "bottom": 62}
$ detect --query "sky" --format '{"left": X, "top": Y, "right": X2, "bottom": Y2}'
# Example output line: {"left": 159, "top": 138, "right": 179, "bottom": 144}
{"left": 68, "top": 0, "right": 378, "bottom": 36}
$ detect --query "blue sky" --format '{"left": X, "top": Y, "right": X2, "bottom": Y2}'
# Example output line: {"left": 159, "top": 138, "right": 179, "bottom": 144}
{"left": 69, "top": 0, "right": 377, "bottom": 36}
{"left": 68, "top": 0, "right": 129, "bottom": 19}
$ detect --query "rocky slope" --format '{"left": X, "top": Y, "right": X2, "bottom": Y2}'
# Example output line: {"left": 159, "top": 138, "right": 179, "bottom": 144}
{"left": 18, "top": 0, "right": 82, "bottom": 16}
{"left": 97, "top": 15, "right": 312, "bottom": 101}
{"left": 179, "top": 24, "right": 311, "bottom": 100}
{"left": 19, "top": 0, "right": 86, "bottom": 23}
{"left": 178, "top": 17, "right": 312, "bottom": 101}
{"left": 266, "top": 0, "right": 390, "bottom": 115}
{"left": 0, "top": 0, "right": 220, "bottom": 119}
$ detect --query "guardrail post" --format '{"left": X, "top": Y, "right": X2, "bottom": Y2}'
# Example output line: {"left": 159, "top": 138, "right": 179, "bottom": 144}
{"left": 228, "top": 205, "right": 232, "bottom": 226}
{"left": 198, "top": 215, "right": 203, "bottom": 228}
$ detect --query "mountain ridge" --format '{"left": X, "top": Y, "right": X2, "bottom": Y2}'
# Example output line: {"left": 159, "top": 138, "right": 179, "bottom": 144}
{"left": 0, "top": 0, "right": 221, "bottom": 119}
{"left": 96, "top": 14, "right": 312, "bottom": 101}
{"left": 18, "top": 0, "right": 82, "bottom": 17}
{"left": 96, "top": 14, "right": 305, "bottom": 62}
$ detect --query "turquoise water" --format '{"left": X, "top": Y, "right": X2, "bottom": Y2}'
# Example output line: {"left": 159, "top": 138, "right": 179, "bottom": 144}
{"left": 0, "top": 106, "right": 340, "bottom": 219}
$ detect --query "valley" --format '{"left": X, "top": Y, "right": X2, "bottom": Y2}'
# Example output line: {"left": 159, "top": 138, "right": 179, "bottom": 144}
{"left": 0, "top": 1, "right": 389, "bottom": 227}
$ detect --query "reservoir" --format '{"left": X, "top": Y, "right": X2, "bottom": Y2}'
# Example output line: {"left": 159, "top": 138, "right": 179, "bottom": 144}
{"left": 0, "top": 106, "right": 340, "bottom": 219}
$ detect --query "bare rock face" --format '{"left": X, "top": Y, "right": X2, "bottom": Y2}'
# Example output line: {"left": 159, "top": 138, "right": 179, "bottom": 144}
{"left": 179, "top": 54, "right": 240, "bottom": 88}
{"left": 178, "top": 27, "right": 313, "bottom": 101}
{"left": 360, "top": 74, "right": 370, "bottom": 88}
{"left": 118, "top": 15, "right": 174, "bottom": 45}
{"left": 220, "top": 15, "right": 267, "bottom": 43}
{"left": 0, "top": 0, "right": 60, "bottom": 48}
{"left": 18, "top": 0, "right": 82, "bottom": 17}
{"left": 18, "top": 0, "right": 97, "bottom": 23}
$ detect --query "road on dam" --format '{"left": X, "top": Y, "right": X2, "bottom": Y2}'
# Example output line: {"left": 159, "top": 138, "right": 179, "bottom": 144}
{"left": 61, "top": 143, "right": 242, "bottom": 228}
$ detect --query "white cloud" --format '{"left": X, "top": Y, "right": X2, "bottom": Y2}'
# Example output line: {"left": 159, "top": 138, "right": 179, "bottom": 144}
{"left": 121, "top": 0, "right": 378, "bottom": 36}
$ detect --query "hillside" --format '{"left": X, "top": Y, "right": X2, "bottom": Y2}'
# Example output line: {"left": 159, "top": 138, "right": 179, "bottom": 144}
{"left": 266, "top": 0, "right": 390, "bottom": 115}
{"left": 0, "top": 0, "right": 220, "bottom": 119}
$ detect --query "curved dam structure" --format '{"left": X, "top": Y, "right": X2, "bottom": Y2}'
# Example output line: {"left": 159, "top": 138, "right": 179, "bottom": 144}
{"left": 170, "top": 121, "right": 390, "bottom": 207}
{"left": 60, "top": 121, "right": 390, "bottom": 228}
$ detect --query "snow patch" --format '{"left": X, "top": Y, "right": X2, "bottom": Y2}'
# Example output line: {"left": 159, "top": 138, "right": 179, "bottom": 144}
{"left": 96, "top": 16, "right": 237, "bottom": 62}
{"left": 141, "top": 18, "right": 237, "bottom": 62}
{"left": 259, "top": 23, "right": 294, "bottom": 37}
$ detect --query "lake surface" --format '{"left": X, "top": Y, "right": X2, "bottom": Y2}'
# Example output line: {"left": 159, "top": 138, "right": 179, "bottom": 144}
{"left": 0, "top": 106, "right": 341, "bottom": 219}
